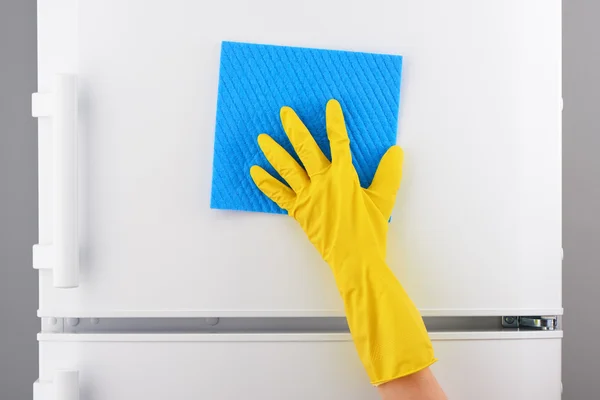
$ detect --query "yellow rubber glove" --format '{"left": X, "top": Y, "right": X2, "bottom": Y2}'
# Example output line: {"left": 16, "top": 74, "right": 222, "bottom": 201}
{"left": 250, "top": 99, "right": 436, "bottom": 385}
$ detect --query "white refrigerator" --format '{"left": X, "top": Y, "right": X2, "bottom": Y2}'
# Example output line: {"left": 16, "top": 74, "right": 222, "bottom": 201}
{"left": 32, "top": 1, "right": 563, "bottom": 399}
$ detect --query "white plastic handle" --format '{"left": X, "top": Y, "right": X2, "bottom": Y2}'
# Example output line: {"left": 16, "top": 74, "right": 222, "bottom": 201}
{"left": 54, "top": 370, "right": 79, "bottom": 400}
{"left": 32, "top": 74, "right": 79, "bottom": 288}
{"left": 53, "top": 74, "right": 79, "bottom": 288}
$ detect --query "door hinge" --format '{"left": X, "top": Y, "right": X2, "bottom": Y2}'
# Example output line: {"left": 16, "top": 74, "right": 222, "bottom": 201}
{"left": 34, "top": 370, "right": 79, "bottom": 400}
{"left": 42, "top": 317, "right": 65, "bottom": 333}
{"left": 502, "top": 316, "right": 558, "bottom": 330}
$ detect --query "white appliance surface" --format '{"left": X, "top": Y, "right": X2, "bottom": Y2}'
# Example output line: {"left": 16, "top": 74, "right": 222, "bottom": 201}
{"left": 37, "top": 331, "right": 562, "bottom": 400}
{"left": 36, "top": 0, "right": 562, "bottom": 318}
{"left": 34, "top": 2, "right": 563, "bottom": 399}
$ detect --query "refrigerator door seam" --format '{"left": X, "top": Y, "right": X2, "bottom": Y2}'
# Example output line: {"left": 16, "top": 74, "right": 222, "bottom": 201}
{"left": 39, "top": 316, "right": 562, "bottom": 335}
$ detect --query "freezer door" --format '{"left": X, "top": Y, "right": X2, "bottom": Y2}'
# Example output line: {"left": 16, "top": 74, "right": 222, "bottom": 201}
{"left": 36, "top": 0, "right": 561, "bottom": 317}
{"left": 36, "top": 332, "right": 562, "bottom": 400}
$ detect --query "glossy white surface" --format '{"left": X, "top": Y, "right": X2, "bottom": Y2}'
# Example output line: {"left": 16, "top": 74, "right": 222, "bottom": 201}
{"left": 38, "top": 333, "right": 562, "bottom": 400}
{"left": 54, "top": 370, "right": 79, "bottom": 400}
{"left": 37, "top": 0, "right": 562, "bottom": 316}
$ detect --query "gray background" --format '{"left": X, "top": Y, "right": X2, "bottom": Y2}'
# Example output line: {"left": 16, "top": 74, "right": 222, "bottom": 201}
{"left": 0, "top": 0, "right": 39, "bottom": 399}
{"left": 0, "top": 0, "right": 596, "bottom": 398}
{"left": 562, "top": 1, "right": 600, "bottom": 396}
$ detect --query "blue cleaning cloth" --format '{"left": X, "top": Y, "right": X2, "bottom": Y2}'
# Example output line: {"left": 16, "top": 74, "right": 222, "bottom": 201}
{"left": 211, "top": 41, "right": 403, "bottom": 214}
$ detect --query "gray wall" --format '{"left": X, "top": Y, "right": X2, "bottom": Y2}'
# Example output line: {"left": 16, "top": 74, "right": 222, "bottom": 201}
{"left": 562, "top": 1, "right": 600, "bottom": 398}
{"left": 0, "top": 0, "right": 39, "bottom": 398}
{"left": 0, "top": 0, "right": 597, "bottom": 399}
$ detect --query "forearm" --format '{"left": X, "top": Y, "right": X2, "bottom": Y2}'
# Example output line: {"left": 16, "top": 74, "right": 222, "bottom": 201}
{"left": 377, "top": 367, "right": 448, "bottom": 400}
{"left": 332, "top": 257, "right": 436, "bottom": 385}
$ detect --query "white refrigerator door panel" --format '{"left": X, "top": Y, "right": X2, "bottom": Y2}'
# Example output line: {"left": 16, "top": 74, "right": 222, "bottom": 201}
{"left": 37, "top": 333, "right": 562, "bottom": 400}
{"left": 37, "top": 0, "right": 562, "bottom": 316}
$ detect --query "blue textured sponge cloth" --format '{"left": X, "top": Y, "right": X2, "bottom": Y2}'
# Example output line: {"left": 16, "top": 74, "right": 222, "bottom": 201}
{"left": 211, "top": 41, "right": 403, "bottom": 214}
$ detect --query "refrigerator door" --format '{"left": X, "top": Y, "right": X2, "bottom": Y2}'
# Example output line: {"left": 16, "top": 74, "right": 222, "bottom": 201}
{"left": 36, "top": 0, "right": 561, "bottom": 317}
{"left": 36, "top": 331, "right": 562, "bottom": 400}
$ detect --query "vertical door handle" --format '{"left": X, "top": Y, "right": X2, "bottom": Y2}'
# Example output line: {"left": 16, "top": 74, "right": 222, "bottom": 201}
{"left": 32, "top": 74, "right": 79, "bottom": 288}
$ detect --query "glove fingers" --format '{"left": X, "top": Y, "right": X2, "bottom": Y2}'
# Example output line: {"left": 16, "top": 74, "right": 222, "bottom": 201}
{"left": 326, "top": 99, "right": 352, "bottom": 166}
{"left": 280, "top": 106, "right": 330, "bottom": 177}
{"left": 257, "top": 134, "right": 309, "bottom": 193}
{"left": 366, "top": 146, "right": 404, "bottom": 218}
{"left": 250, "top": 166, "right": 296, "bottom": 211}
